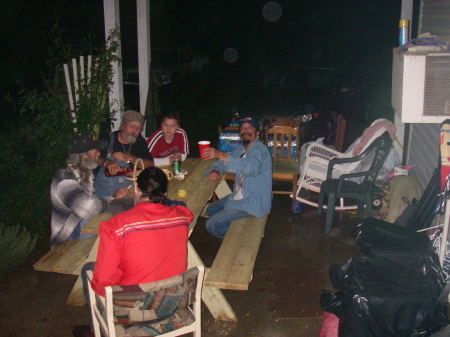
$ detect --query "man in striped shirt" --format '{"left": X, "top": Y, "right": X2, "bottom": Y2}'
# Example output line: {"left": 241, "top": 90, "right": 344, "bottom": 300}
{"left": 50, "top": 133, "right": 130, "bottom": 248}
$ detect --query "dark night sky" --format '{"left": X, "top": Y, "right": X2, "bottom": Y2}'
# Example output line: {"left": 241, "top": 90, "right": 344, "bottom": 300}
{"left": 0, "top": 0, "right": 401, "bottom": 124}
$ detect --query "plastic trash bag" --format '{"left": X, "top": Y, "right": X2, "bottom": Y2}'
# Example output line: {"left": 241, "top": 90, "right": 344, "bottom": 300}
{"left": 321, "top": 218, "right": 449, "bottom": 337}
{"left": 320, "top": 290, "right": 350, "bottom": 313}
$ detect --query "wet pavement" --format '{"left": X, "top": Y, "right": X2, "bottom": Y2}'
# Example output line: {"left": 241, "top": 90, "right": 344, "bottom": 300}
{"left": 0, "top": 190, "right": 361, "bottom": 337}
{"left": 191, "top": 191, "right": 361, "bottom": 337}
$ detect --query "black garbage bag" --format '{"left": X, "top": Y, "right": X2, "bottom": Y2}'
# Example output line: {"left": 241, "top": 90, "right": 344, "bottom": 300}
{"left": 320, "top": 290, "right": 350, "bottom": 314}
{"left": 338, "top": 289, "right": 448, "bottom": 337}
{"left": 321, "top": 218, "right": 449, "bottom": 337}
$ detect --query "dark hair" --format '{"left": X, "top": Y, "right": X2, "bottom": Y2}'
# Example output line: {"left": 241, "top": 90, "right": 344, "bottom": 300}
{"left": 136, "top": 167, "right": 168, "bottom": 204}
{"left": 161, "top": 111, "right": 181, "bottom": 125}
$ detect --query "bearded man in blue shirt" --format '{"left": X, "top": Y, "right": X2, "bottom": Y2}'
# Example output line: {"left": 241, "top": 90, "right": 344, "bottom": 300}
{"left": 202, "top": 118, "right": 272, "bottom": 238}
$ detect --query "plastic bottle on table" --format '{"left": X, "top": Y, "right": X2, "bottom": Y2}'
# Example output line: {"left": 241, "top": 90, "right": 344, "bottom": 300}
{"left": 173, "top": 152, "right": 181, "bottom": 174}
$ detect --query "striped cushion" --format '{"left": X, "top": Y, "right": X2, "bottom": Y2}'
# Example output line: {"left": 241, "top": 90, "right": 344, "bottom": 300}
{"left": 108, "top": 267, "right": 199, "bottom": 336}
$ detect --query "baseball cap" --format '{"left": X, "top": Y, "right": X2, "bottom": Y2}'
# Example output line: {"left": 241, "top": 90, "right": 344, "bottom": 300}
{"left": 69, "top": 133, "right": 108, "bottom": 153}
{"left": 121, "top": 110, "right": 145, "bottom": 125}
{"left": 239, "top": 117, "right": 260, "bottom": 130}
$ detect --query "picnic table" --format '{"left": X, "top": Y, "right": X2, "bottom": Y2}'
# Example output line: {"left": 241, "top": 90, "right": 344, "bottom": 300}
{"left": 34, "top": 158, "right": 236, "bottom": 321}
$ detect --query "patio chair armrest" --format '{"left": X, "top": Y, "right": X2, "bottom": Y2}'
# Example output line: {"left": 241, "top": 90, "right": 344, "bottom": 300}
{"left": 337, "top": 164, "right": 381, "bottom": 183}
{"left": 326, "top": 153, "right": 365, "bottom": 178}
{"left": 326, "top": 137, "right": 385, "bottom": 178}
{"left": 305, "top": 143, "right": 345, "bottom": 162}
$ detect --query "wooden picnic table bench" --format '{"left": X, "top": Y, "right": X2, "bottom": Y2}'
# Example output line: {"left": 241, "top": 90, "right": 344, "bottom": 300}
{"left": 33, "top": 158, "right": 238, "bottom": 322}
{"left": 205, "top": 213, "right": 269, "bottom": 290}
{"left": 33, "top": 237, "right": 98, "bottom": 275}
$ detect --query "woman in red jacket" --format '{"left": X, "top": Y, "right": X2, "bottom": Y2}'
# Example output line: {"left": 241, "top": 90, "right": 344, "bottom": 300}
{"left": 74, "top": 167, "right": 193, "bottom": 337}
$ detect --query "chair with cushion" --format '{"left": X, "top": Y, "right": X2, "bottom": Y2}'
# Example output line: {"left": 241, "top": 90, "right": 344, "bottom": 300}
{"left": 296, "top": 118, "right": 394, "bottom": 210}
{"left": 264, "top": 123, "right": 300, "bottom": 196}
{"left": 318, "top": 132, "right": 392, "bottom": 235}
{"left": 87, "top": 265, "right": 205, "bottom": 337}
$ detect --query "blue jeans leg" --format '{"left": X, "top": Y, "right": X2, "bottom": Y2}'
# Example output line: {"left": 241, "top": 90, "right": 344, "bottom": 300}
{"left": 205, "top": 197, "right": 252, "bottom": 239}
{"left": 67, "top": 222, "right": 81, "bottom": 240}
{"left": 68, "top": 220, "right": 96, "bottom": 240}
{"left": 206, "top": 195, "right": 230, "bottom": 217}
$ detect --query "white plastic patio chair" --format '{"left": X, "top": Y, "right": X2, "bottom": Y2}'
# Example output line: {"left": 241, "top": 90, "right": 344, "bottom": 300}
{"left": 295, "top": 119, "right": 395, "bottom": 210}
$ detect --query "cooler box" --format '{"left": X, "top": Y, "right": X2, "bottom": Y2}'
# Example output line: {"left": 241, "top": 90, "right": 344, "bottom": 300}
{"left": 219, "top": 129, "right": 241, "bottom": 153}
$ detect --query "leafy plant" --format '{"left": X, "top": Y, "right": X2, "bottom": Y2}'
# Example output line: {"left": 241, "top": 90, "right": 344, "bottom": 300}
{"left": 0, "top": 223, "right": 38, "bottom": 277}
{"left": 0, "top": 25, "right": 122, "bottom": 237}
{"left": 63, "top": 26, "right": 122, "bottom": 136}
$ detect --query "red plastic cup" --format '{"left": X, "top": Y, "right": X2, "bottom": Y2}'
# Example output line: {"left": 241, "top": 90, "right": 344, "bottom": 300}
{"left": 198, "top": 141, "right": 211, "bottom": 159}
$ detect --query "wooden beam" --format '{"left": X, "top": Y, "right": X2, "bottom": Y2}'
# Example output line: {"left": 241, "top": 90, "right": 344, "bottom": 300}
{"left": 103, "top": 0, "right": 123, "bottom": 131}
{"left": 136, "top": 0, "right": 151, "bottom": 116}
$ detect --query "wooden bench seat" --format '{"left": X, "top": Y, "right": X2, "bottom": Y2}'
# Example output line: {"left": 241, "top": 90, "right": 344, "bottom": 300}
{"left": 204, "top": 213, "right": 269, "bottom": 290}
{"left": 33, "top": 237, "right": 97, "bottom": 275}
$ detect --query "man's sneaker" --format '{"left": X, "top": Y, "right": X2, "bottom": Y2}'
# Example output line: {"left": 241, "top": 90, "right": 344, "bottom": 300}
{"left": 200, "top": 203, "right": 211, "bottom": 218}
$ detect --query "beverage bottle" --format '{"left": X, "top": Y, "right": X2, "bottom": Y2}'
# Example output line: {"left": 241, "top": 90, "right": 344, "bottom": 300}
{"left": 173, "top": 152, "right": 181, "bottom": 174}
{"left": 399, "top": 20, "right": 409, "bottom": 46}
{"left": 104, "top": 166, "right": 133, "bottom": 177}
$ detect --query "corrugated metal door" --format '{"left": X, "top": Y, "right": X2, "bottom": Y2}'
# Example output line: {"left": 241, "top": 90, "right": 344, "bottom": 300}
{"left": 407, "top": 123, "right": 440, "bottom": 191}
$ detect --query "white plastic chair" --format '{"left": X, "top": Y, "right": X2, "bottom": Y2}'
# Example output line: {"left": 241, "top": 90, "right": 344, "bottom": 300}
{"left": 295, "top": 119, "right": 393, "bottom": 210}
{"left": 87, "top": 265, "right": 204, "bottom": 337}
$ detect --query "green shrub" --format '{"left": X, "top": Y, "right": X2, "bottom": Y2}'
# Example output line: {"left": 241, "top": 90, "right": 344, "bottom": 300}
{"left": 0, "top": 25, "right": 122, "bottom": 238}
{"left": 0, "top": 223, "right": 38, "bottom": 277}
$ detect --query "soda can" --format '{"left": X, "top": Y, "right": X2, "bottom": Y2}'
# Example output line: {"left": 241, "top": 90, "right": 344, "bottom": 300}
{"left": 173, "top": 160, "right": 181, "bottom": 174}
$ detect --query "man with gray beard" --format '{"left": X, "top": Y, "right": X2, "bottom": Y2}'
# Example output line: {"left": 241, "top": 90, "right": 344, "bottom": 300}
{"left": 50, "top": 133, "right": 130, "bottom": 248}
{"left": 94, "top": 110, "right": 154, "bottom": 198}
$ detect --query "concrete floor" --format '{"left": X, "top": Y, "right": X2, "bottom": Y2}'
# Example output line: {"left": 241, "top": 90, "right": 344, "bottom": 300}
{"left": 0, "top": 192, "right": 361, "bottom": 337}
{"left": 191, "top": 192, "right": 360, "bottom": 337}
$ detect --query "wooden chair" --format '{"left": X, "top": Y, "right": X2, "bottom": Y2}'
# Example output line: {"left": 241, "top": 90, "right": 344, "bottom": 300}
{"left": 270, "top": 118, "right": 299, "bottom": 128}
{"left": 334, "top": 114, "right": 346, "bottom": 153}
{"left": 87, "top": 265, "right": 205, "bottom": 337}
{"left": 264, "top": 124, "right": 300, "bottom": 196}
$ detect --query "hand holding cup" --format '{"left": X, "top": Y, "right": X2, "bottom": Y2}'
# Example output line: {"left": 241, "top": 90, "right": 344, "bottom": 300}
{"left": 198, "top": 141, "right": 211, "bottom": 159}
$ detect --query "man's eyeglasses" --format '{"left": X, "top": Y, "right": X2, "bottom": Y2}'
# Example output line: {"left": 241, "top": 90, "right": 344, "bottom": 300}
{"left": 126, "top": 123, "right": 142, "bottom": 132}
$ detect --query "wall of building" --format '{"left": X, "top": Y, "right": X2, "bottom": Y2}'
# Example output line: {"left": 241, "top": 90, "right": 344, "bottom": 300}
{"left": 420, "top": 0, "right": 450, "bottom": 36}
{"left": 402, "top": 0, "right": 450, "bottom": 191}
{"left": 406, "top": 123, "right": 440, "bottom": 191}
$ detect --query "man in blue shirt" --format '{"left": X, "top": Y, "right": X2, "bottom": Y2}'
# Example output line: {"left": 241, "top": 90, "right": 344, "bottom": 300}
{"left": 202, "top": 118, "right": 272, "bottom": 238}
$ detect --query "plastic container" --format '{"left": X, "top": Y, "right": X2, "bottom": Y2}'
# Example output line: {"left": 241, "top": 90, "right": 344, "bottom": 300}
{"left": 399, "top": 20, "right": 409, "bottom": 46}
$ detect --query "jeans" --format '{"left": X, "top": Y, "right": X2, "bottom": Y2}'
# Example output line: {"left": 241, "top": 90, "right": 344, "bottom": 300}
{"left": 205, "top": 195, "right": 252, "bottom": 239}
{"left": 94, "top": 158, "right": 131, "bottom": 198}
{"left": 67, "top": 219, "right": 96, "bottom": 240}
